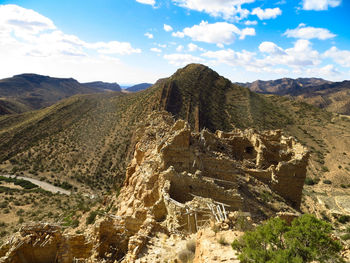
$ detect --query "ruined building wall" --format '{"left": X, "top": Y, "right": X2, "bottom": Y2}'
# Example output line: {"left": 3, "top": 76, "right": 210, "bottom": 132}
{"left": 0, "top": 111, "right": 309, "bottom": 263}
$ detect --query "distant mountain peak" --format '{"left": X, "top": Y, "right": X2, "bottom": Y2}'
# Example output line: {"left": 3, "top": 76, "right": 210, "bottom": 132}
{"left": 83, "top": 81, "right": 121, "bottom": 92}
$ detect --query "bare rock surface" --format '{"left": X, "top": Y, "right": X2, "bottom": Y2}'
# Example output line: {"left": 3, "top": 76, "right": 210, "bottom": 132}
{"left": 0, "top": 111, "right": 309, "bottom": 262}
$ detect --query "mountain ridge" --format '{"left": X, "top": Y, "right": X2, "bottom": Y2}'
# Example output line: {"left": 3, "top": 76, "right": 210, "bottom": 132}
{"left": 0, "top": 64, "right": 349, "bottom": 249}
{"left": 240, "top": 77, "right": 350, "bottom": 115}
{"left": 0, "top": 73, "right": 106, "bottom": 115}
{"left": 83, "top": 81, "right": 121, "bottom": 92}
{"left": 126, "top": 83, "right": 152, "bottom": 92}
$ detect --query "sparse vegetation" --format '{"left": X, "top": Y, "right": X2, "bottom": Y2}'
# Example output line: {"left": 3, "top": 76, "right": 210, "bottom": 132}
{"left": 323, "top": 179, "right": 332, "bottom": 185}
{"left": 217, "top": 236, "right": 229, "bottom": 246}
{"left": 338, "top": 215, "right": 350, "bottom": 224}
{"left": 178, "top": 248, "right": 194, "bottom": 263}
{"left": 0, "top": 176, "right": 37, "bottom": 189}
{"left": 232, "top": 214, "right": 343, "bottom": 263}
{"left": 86, "top": 210, "right": 99, "bottom": 225}
{"left": 186, "top": 239, "right": 196, "bottom": 253}
{"left": 304, "top": 177, "right": 320, "bottom": 185}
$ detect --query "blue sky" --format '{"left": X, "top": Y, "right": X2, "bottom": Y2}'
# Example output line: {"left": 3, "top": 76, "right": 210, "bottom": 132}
{"left": 0, "top": 0, "right": 349, "bottom": 84}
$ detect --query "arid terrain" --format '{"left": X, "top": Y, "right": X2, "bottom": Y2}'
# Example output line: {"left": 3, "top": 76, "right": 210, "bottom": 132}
{"left": 0, "top": 64, "right": 350, "bottom": 262}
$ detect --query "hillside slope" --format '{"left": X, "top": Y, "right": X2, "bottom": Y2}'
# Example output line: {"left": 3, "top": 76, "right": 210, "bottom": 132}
{"left": 126, "top": 83, "right": 152, "bottom": 92}
{"left": 1, "top": 64, "right": 350, "bottom": 245}
{"left": 240, "top": 77, "right": 331, "bottom": 95}
{"left": 0, "top": 74, "right": 104, "bottom": 114}
{"left": 242, "top": 78, "right": 350, "bottom": 115}
{"left": 292, "top": 81, "right": 350, "bottom": 115}
{"left": 83, "top": 81, "right": 121, "bottom": 92}
{"left": 0, "top": 64, "right": 334, "bottom": 191}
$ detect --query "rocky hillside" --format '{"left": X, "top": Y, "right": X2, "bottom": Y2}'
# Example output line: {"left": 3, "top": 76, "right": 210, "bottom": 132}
{"left": 0, "top": 74, "right": 106, "bottom": 115}
{"left": 1, "top": 64, "right": 350, "bottom": 252}
{"left": 240, "top": 77, "right": 331, "bottom": 95}
{"left": 126, "top": 83, "right": 152, "bottom": 92}
{"left": 241, "top": 78, "right": 350, "bottom": 115}
{"left": 291, "top": 81, "right": 350, "bottom": 115}
{"left": 0, "top": 111, "right": 309, "bottom": 262}
{"left": 83, "top": 81, "right": 121, "bottom": 92}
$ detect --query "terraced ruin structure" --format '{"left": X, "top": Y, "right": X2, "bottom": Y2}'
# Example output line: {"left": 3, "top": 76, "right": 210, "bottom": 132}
{"left": 0, "top": 111, "right": 309, "bottom": 262}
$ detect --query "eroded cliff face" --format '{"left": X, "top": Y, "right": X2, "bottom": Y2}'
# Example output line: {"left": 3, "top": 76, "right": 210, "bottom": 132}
{"left": 0, "top": 111, "right": 309, "bottom": 263}
{"left": 116, "top": 111, "right": 309, "bottom": 260}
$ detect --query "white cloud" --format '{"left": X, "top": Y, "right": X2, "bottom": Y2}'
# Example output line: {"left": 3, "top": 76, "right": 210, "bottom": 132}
{"left": 176, "top": 45, "right": 184, "bottom": 52}
{"left": 172, "top": 0, "right": 254, "bottom": 20}
{"left": 202, "top": 49, "right": 256, "bottom": 67}
{"left": 203, "top": 40, "right": 321, "bottom": 73}
{"left": 150, "top": 47, "right": 162, "bottom": 53}
{"left": 188, "top": 43, "right": 204, "bottom": 52}
{"left": 259, "top": 41, "right": 286, "bottom": 55}
{"left": 145, "top": 32, "right": 154, "bottom": 39}
{"left": 305, "top": 64, "right": 339, "bottom": 76}
{"left": 172, "top": 21, "right": 255, "bottom": 46}
{"left": 164, "top": 24, "right": 173, "bottom": 32}
{"left": 136, "top": 0, "right": 156, "bottom": 6}
{"left": 91, "top": 43, "right": 140, "bottom": 55}
{"left": 157, "top": 43, "right": 167, "bottom": 48}
{"left": 239, "top": 27, "right": 256, "bottom": 40}
{"left": 302, "top": 0, "right": 341, "bottom": 10}
{"left": 163, "top": 53, "right": 204, "bottom": 66}
{"left": 0, "top": 4, "right": 56, "bottom": 35}
{"left": 264, "top": 39, "right": 321, "bottom": 67}
{"left": 172, "top": 31, "right": 185, "bottom": 38}
{"left": 251, "top": 7, "right": 282, "bottom": 20}
{"left": 324, "top": 47, "right": 350, "bottom": 67}
{"left": 0, "top": 4, "right": 146, "bottom": 83}
{"left": 284, "top": 24, "right": 336, "bottom": 40}
{"left": 244, "top": 20, "right": 258, "bottom": 25}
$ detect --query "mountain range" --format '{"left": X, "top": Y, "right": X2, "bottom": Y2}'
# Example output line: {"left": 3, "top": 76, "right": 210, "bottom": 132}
{"left": 125, "top": 83, "right": 152, "bottom": 92}
{"left": 1, "top": 64, "right": 350, "bottom": 257}
{"left": 241, "top": 78, "right": 350, "bottom": 115}
{"left": 0, "top": 64, "right": 337, "bottom": 191}
{"left": 0, "top": 74, "right": 106, "bottom": 115}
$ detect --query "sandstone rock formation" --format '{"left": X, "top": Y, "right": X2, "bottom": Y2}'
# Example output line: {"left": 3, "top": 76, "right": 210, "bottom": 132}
{"left": 0, "top": 111, "right": 309, "bottom": 262}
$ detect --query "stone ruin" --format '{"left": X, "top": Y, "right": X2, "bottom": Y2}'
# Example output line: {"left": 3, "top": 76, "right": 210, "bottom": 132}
{"left": 0, "top": 111, "right": 309, "bottom": 262}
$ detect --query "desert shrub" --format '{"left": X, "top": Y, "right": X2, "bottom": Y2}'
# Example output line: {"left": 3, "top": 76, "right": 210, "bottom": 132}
{"left": 0, "top": 201, "right": 8, "bottom": 208}
{"left": 16, "top": 209, "right": 24, "bottom": 216}
{"left": 178, "top": 249, "right": 194, "bottom": 263}
{"left": 321, "top": 166, "right": 329, "bottom": 173}
{"left": 217, "top": 236, "right": 229, "bottom": 246}
{"left": 232, "top": 214, "right": 343, "bottom": 263}
{"left": 0, "top": 176, "right": 37, "bottom": 189}
{"left": 305, "top": 177, "right": 317, "bottom": 185}
{"left": 0, "top": 230, "right": 8, "bottom": 238}
{"left": 338, "top": 215, "right": 350, "bottom": 224}
{"left": 186, "top": 239, "right": 196, "bottom": 253}
{"left": 323, "top": 180, "right": 332, "bottom": 185}
{"left": 86, "top": 210, "right": 98, "bottom": 225}
{"left": 341, "top": 233, "right": 350, "bottom": 241}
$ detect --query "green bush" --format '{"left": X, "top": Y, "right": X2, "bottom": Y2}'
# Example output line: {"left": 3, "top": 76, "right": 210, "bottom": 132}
{"left": 232, "top": 214, "right": 343, "bottom": 263}
{"left": 323, "top": 180, "right": 332, "bottom": 185}
{"left": 304, "top": 177, "right": 318, "bottom": 185}
{"left": 338, "top": 215, "right": 350, "bottom": 224}
{"left": 321, "top": 166, "right": 329, "bottom": 172}
{"left": 86, "top": 210, "right": 98, "bottom": 225}
{"left": 341, "top": 233, "right": 350, "bottom": 241}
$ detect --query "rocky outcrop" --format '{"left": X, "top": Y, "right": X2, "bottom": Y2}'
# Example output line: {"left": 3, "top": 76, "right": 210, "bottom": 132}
{"left": 0, "top": 223, "right": 92, "bottom": 263}
{"left": 0, "top": 111, "right": 309, "bottom": 262}
{"left": 116, "top": 111, "right": 308, "bottom": 260}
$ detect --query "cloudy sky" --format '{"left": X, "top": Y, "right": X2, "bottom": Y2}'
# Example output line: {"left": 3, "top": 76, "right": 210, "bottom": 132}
{"left": 0, "top": 0, "right": 349, "bottom": 84}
